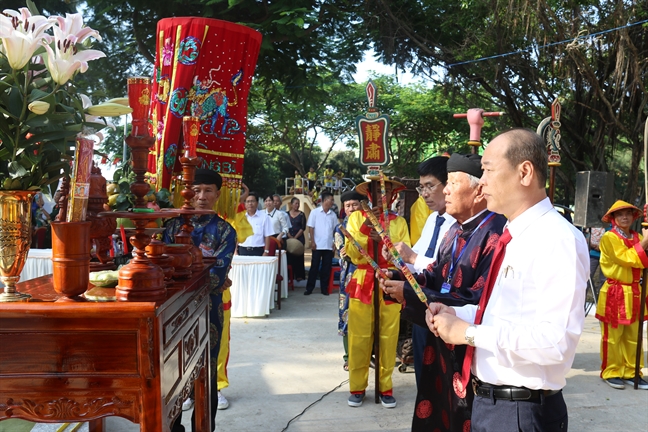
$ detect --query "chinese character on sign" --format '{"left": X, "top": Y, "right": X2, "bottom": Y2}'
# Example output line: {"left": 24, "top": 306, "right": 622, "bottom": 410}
{"left": 356, "top": 80, "right": 390, "bottom": 167}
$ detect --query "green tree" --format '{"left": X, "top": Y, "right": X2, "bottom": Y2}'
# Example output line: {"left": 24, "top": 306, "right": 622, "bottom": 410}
{"left": 365, "top": 0, "right": 647, "bottom": 204}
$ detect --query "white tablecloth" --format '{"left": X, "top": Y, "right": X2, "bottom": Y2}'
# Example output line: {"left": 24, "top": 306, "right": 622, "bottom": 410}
{"left": 20, "top": 248, "right": 53, "bottom": 282}
{"left": 229, "top": 255, "right": 277, "bottom": 318}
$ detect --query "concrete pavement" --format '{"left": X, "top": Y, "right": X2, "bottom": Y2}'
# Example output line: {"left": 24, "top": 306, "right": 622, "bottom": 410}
{"left": 7, "top": 282, "right": 646, "bottom": 431}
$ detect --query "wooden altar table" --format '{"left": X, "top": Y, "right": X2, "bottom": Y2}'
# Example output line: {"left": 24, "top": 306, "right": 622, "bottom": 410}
{"left": 0, "top": 264, "right": 214, "bottom": 432}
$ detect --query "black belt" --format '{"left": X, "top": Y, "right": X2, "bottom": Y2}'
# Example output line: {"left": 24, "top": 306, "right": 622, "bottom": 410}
{"left": 238, "top": 246, "right": 264, "bottom": 250}
{"left": 472, "top": 378, "right": 561, "bottom": 402}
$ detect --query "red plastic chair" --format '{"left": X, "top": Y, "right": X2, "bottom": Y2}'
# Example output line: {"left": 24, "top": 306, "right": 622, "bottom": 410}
{"left": 268, "top": 238, "right": 283, "bottom": 310}
{"left": 328, "top": 265, "right": 341, "bottom": 293}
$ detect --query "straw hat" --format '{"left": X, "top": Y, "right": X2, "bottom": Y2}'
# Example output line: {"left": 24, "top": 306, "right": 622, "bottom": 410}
{"left": 355, "top": 176, "right": 406, "bottom": 197}
{"left": 286, "top": 238, "right": 305, "bottom": 255}
{"left": 601, "top": 200, "right": 641, "bottom": 223}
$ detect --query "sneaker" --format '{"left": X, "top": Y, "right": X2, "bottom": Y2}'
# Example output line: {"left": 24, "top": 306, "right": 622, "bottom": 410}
{"left": 604, "top": 377, "right": 625, "bottom": 389}
{"left": 380, "top": 394, "right": 397, "bottom": 408}
{"left": 622, "top": 377, "right": 648, "bottom": 390}
{"left": 348, "top": 392, "right": 365, "bottom": 407}
{"left": 217, "top": 391, "right": 229, "bottom": 409}
{"left": 182, "top": 397, "right": 194, "bottom": 411}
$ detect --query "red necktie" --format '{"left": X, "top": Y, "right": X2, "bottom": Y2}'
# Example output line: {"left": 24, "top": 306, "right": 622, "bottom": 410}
{"left": 460, "top": 228, "right": 512, "bottom": 389}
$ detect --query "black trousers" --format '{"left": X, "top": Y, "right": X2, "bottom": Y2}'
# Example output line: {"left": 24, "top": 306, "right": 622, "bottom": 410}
{"left": 306, "top": 249, "right": 333, "bottom": 294}
{"left": 238, "top": 245, "right": 264, "bottom": 256}
{"left": 472, "top": 390, "right": 567, "bottom": 432}
{"left": 411, "top": 323, "right": 427, "bottom": 388}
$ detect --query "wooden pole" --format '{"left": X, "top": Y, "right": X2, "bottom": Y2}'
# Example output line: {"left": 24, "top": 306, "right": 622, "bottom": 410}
{"left": 633, "top": 117, "right": 648, "bottom": 389}
{"left": 370, "top": 180, "right": 381, "bottom": 403}
{"left": 548, "top": 166, "right": 556, "bottom": 204}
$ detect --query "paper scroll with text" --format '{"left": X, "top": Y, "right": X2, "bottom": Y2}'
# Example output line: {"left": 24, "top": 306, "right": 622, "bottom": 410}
{"left": 149, "top": 17, "right": 262, "bottom": 218}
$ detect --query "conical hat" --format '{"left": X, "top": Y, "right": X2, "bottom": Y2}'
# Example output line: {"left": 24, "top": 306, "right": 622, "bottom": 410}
{"left": 601, "top": 200, "right": 641, "bottom": 223}
{"left": 286, "top": 238, "right": 304, "bottom": 255}
{"left": 355, "top": 176, "right": 406, "bottom": 197}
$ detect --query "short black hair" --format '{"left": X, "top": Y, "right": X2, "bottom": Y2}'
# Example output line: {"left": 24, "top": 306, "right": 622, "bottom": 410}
{"left": 247, "top": 192, "right": 259, "bottom": 202}
{"left": 417, "top": 156, "right": 449, "bottom": 184}
{"left": 321, "top": 191, "right": 333, "bottom": 201}
{"left": 263, "top": 194, "right": 274, "bottom": 202}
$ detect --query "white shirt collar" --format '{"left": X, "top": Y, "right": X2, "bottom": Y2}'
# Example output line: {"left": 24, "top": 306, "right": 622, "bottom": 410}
{"left": 505, "top": 197, "right": 553, "bottom": 239}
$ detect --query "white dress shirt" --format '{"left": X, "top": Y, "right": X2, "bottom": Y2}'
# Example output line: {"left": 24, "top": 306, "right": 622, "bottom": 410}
{"left": 239, "top": 210, "right": 274, "bottom": 247}
{"left": 266, "top": 208, "right": 290, "bottom": 238}
{"left": 410, "top": 211, "right": 456, "bottom": 272}
{"left": 306, "top": 206, "right": 338, "bottom": 250}
{"left": 454, "top": 197, "right": 589, "bottom": 390}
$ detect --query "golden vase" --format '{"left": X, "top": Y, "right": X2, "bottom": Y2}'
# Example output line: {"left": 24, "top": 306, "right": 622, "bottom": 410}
{"left": 0, "top": 190, "right": 34, "bottom": 302}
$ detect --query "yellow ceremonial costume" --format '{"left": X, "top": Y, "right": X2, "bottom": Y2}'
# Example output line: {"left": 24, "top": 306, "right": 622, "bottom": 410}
{"left": 345, "top": 210, "right": 411, "bottom": 396}
{"left": 217, "top": 287, "right": 231, "bottom": 389}
{"left": 408, "top": 196, "right": 432, "bottom": 245}
{"left": 324, "top": 168, "right": 334, "bottom": 189}
{"left": 218, "top": 202, "right": 251, "bottom": 389}
{"left": 595, "top": 201, "right": 648, "bottom": 381}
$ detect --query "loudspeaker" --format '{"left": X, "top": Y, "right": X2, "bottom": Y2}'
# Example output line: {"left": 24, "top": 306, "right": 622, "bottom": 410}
{"left": 573, "top": 171, "right": 614, "bottom": 227}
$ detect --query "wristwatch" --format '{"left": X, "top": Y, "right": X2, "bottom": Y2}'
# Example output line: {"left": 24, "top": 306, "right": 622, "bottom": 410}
{"left": 465, "top": 325, "right": 477, "bottom": 347}
{"left": 264, "top": 249, "right": 270, "bottom": 253}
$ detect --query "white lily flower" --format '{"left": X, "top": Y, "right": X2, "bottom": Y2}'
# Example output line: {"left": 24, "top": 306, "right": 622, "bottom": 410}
{"left": 28, "top": 101, "right": 50, "bottom": 115}
{"left": 54, "top": 13, "right": 102, "bottom": 44}
{"left": 42, "top": 43, "right": 105, "bottom": 85}
{"left": 0, "top": 8, "right": 52, "bottom": 70}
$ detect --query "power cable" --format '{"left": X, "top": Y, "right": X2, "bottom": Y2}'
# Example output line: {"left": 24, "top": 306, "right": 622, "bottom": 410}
{"left": 447, "top": 19, "right": 648, "bottom": 67}
{"left": 280, "top": 379, "right": 349, "bottom": 432}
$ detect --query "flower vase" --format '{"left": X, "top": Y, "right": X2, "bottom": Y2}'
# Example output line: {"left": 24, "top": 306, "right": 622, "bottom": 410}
{"left": 51, "top": 221, "right": 91, "bottom": 301}
{"left": 0, "top": 191, "right": 35, "bottom": 302}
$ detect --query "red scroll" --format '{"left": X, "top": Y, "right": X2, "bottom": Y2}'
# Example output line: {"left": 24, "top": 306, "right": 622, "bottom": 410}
{"left": 149, "top": 17, "right": 262, "bottom": 218}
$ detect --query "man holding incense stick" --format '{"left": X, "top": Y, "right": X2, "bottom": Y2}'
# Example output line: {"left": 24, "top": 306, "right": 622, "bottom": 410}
{"left": 426, "top": 129, "right": 588, "bottom": 432}
{"left": 381, "top": 153, "right": 506, "bottom": 431}
{"left": 344, "top": 176, "right": 409, "bottom": 408}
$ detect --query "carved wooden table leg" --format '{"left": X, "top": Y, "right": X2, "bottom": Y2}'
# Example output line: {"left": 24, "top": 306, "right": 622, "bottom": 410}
{"left": 88, "top": 418, "right": 105, "bottom": 432}
{"left": 194, "top": 349, "right": 210, "bottom": 432}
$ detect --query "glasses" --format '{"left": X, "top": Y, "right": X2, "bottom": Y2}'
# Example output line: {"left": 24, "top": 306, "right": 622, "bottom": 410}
{"left": 416, "top": 182, "right": 442, "bottom": 195}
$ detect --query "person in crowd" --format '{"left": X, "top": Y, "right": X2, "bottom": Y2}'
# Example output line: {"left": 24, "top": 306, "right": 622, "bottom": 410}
{"left": 595, "top": 200, "right": 648, "bottom": 390}
{"left": 424, "top": 128, "right": 589, "bottom": 432}
{"left": 164, "top": 169, "right": 236, "bottom": 432}
{"left": 294, "top": 170, "right": 304, "bottom": 194}
{"left": 32, "top": 192, "right": 50, "bottom": 228}
{"left": 381, "top": 153, "right": 506, "bottom": 431}
{"left": 334, "top": 169, "right": 345, "bottom": 194}
{"left": 311, "top": 185, "right": 321, "bottom": 204}
{"left": 587, "top": 225, "right": 607, "bottom": 298}
{"left": 238, "top": 192, "right": 273, "bottom": 256}
{"left": 306, "top": 166, "right": 318, "bottom": 191}
{"left": 390, "top": 156, "right": 457, "bottom": 390}
{"left": 344, "top": 177, "right": 409, "bottom": 409}
{"left": 323, "top": 164, "right": 335, "bottom": 192}
{"left": 263, "top": 194, "right": 290, "bottom": 247}
{"left": 333, "top": 190, "right": 364, "bottom": 371}
{"left": 286, "top": 197, "right": 307, "bottom": 281}
{"left": 304, "top": 191, "right": 338, "bottom": 295}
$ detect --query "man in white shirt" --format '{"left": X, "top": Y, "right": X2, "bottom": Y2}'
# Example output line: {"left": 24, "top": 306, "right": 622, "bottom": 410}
{"left": 305, "top": 191, "right": 338, "bottom": 295}
{"left": 396, "top": 156, "right": 456, "bottom": 273}
{"left": 273, "top": 193, "right": 292, "bottom": 229}
{"left": 237, "top": 192, "right": 274, "bottom": 256}
{"left": 263, "top": 194, "right": 290, "bottom": 247}
{"left": 426, "top": 128, "right": 589, "bottom": 432}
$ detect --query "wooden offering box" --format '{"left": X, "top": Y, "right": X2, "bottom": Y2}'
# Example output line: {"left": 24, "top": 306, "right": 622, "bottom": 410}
{"left": 0, "top": 264, "right": 214, "bottom": 431}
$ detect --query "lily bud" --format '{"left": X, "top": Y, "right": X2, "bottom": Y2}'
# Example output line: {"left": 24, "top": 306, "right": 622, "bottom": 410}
{"left": 28, "top": 101, "right": 50, "bottom": 115}
{"left": 86, "top": 103, "right": 133, "bottom": 117}
{"left": 105, "top": 97, "right": 130, "bottom": 106}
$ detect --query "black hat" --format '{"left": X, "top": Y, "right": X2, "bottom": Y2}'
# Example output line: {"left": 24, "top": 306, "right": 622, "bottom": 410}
{"left": 447, "top": 153, "right": 483, "bottom": 179}
{"left": 193, "top": 169, "right": 223, "bottom": 189}
{"left": 341, "top": 190, "right": 364, "bottom": 203}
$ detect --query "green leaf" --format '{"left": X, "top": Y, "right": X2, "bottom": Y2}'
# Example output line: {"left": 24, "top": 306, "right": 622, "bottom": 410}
{"left": 8, "top": 162, "right": 28, "bottom": 178}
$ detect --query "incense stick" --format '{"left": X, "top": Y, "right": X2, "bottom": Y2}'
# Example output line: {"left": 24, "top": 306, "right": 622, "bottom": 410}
{"left": 361, "top": 201, "right": 428, "bottom": 305}
{"left": 339, "top": 225, "right": 388, "bottom": 279}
